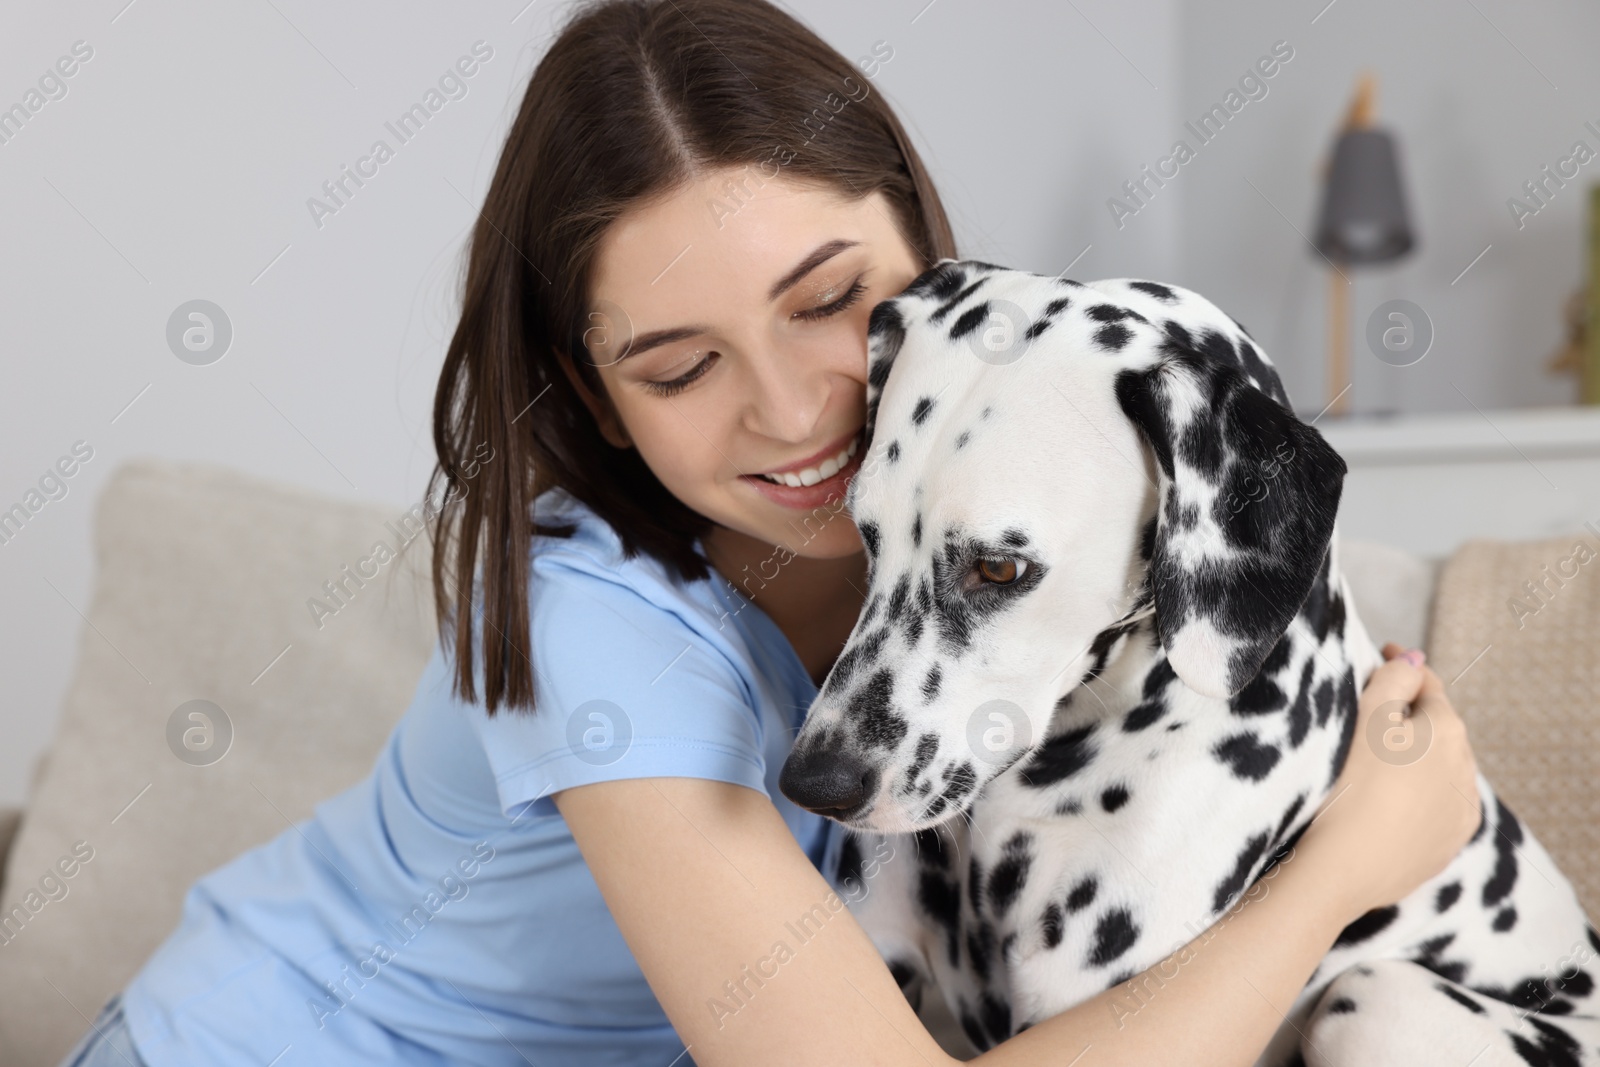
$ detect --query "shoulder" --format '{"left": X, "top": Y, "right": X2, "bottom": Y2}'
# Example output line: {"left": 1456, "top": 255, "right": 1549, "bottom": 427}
{"left": 531, "top": 483, "right": 713, "bottom": 620}
{"left": 521, "top": 483, "right": 752, "bottom": 694}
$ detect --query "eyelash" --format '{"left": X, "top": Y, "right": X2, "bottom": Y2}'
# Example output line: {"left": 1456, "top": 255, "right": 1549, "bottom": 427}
{"left": 642, "top": 278, "right": 869, "bottom": 398}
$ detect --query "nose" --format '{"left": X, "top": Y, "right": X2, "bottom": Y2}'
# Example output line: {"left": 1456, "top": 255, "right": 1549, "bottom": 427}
{"left": 779, "top": 745, "right": 878, "bottom": 817}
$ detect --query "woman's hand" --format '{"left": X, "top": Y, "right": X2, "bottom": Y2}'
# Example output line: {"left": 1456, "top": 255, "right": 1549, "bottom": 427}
{"left": 1294, "top": 643, "right": 1484, "bottom": 924}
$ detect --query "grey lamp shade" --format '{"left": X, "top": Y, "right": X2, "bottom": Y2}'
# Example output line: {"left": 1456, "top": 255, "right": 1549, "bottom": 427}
{"left": 1313, "top": 128, "right": 1415, "bottom": 264}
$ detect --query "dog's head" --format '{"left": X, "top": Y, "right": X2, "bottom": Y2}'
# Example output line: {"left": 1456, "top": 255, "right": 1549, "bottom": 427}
{"left": 777, "top": 260, "right": 1347, "bottom": 832}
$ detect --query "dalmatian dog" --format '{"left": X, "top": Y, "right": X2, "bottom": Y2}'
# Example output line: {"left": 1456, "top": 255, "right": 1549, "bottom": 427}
{"left": 779, "top": 259, "right": 1600, "bottom": 1066}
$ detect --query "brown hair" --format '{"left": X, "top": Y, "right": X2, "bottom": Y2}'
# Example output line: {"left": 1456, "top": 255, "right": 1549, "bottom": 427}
{"left": 427, "top": 0, "right": 958, "bottom": 715}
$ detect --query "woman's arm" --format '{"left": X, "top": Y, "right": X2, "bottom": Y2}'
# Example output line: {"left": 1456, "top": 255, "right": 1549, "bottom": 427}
{"left": 557, "top": 647, "right": 1481, "bottom": 1067}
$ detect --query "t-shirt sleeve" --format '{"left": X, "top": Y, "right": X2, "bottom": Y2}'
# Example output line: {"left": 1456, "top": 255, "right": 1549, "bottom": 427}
{"left": 466, "top": 552, "right": 770, "bottom": 821}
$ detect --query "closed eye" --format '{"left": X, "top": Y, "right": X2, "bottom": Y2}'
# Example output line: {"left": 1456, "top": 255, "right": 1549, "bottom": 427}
{"left": 643, "top": 277, "right": 870, "bottom": 397}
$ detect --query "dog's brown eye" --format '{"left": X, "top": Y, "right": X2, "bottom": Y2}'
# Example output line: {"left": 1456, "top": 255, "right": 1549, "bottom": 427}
{"left": 976, "top": 558, "right": 1023, "bottom": 584}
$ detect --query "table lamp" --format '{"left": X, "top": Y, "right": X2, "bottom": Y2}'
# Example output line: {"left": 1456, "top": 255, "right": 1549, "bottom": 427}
{"left": 1312, "top": 71, "right": 1416, "bottom": 417}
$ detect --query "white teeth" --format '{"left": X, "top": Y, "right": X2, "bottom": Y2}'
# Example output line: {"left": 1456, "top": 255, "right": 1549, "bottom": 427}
{"left": 758, "top": 430, "right": 861, "bottom": 486}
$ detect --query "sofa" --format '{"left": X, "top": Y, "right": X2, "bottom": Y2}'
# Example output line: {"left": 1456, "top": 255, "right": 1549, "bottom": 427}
{"left": 0, "top": 458, "right": 1594, "bottom": 1066}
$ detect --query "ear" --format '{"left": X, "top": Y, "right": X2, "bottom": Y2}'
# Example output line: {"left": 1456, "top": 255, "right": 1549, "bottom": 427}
{"left": 1114, "top": 352, "right": 1347, "bottom": 699}
{"left": 554, "top": 345, "right": 632, "bottom": 449}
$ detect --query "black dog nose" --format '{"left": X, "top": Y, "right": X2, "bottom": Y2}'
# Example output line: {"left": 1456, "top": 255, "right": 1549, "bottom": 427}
{"left": 779, "top": 745, "right": 877, "bottom": 816}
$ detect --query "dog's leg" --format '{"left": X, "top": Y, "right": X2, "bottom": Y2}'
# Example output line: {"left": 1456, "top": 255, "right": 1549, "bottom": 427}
{"left": 1299, "top": 958, "right": 1600, "bottom": 1067}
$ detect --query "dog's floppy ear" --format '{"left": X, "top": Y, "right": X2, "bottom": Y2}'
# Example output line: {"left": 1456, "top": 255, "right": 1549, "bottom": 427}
{"left": 1114, "top": 352, "right": 1347, "bottom": 699}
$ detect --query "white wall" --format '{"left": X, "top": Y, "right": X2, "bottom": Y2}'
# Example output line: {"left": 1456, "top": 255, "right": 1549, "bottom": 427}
{"left": 1169, "top": 0, "right": 1600, "bottom": 418}
{"left": 0, "top": 0, "right": 1593, "bottom": 805}
{"left": 0, "top": 0, "right": 1179, "bottom": 805}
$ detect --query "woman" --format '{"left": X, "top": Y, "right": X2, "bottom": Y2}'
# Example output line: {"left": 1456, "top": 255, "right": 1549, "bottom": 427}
{"left": 60, "top": 1, "right": 1482, "bottom": 1064}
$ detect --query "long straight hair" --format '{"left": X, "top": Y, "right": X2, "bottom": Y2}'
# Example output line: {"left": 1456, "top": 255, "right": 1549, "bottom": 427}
{"left": 427, "top": 0, "right": 958, "bottom": 715}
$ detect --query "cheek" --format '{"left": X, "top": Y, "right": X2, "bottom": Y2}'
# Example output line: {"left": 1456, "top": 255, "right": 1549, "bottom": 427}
{"left": 620, "top": 400, "right": 732, "bottom": 491}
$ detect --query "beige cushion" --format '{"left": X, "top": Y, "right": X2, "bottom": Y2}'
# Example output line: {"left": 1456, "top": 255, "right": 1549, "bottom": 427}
{"left": 0, "top": 459, "right": 438, "bottom": 1067}
{"left": 1426, "top": 533, "right": 1600, "bottom": 922}
{"left": 1340, "top": 537, "right": 1440, "bottom": 653}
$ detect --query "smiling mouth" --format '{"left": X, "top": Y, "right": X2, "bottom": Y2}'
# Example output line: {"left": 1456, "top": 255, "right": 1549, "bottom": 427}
{"left": 752, "top": 428, "right": 863, "bottom": 487}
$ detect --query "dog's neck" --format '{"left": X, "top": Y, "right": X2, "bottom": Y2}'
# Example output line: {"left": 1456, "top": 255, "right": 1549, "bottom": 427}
{"left": 1041, "top": 538, "right": 1362, "bottom": 745}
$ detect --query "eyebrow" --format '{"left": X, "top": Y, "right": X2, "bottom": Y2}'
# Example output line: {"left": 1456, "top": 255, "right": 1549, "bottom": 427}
{"left": 605, "top": 238, "right": 862, "bottom": 365}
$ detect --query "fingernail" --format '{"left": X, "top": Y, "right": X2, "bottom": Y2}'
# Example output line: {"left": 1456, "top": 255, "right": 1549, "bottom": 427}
{"left": 1402, "top": 648, "right": 1425, "bottom": 667}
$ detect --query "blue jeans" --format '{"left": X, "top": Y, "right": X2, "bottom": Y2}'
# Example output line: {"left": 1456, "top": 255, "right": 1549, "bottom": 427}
{"left": 56, "top": 991, "right": 147, "bottom": 1067}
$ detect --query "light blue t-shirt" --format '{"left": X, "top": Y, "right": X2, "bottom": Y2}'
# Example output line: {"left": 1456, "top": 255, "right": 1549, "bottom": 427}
{"left": 120, "top": 486, "right": 843, "bottom": 1066}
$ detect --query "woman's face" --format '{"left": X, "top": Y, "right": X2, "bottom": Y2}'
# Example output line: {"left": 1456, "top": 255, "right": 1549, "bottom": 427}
{"left": 577, "top": 168, "right": 925, "bottom": 560}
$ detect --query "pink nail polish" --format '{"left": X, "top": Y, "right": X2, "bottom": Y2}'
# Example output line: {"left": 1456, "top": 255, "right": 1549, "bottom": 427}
{"left": 1401, "top": 648, "right": 1425, "bottom": 667}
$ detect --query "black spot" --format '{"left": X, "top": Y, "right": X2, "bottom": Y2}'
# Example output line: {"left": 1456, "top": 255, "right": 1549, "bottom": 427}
{"left": 948, "top": 301, "right": 991, "bottom": 343}
{"left": 1054, "top": 796, "right": 1083, "bottom": 816}
{"left": 1023, "top": 317, "right": 1054, "bottom": 341}
{"left": 1325, "top": 667, "right": 1359, "bottom": 790}
{"left": 1230, "top": 666, "right": 1285, "bottom": 715}
{"left": 920, "top": 664, "right": 942, "bottom": 702}
{"left": 1100, "top": 783, "right": 1131, "bottom": 813}
{"left": 1065, "top": 875, "right": 1098, "bottom": 913}
{"left": 1333, "top": 905, "right": 1399, "bottom": 948}
{"left": 1212, "top": 831, "right": 1270, "bottom": 914}
{"left": 1482, "top": 838, "right": 1519, "bottom": 907}
{"left": 912, "top": 396, "right": 936, "bottom": 426}
{"left": 1271, "top": 793, "right": 1307, "bottom": 851}
{"left": 1020, "top": 722, "right": 1099, "bottom": 788}
{"left": 986, "top": 832, "right": 1033, "bottom": 918}
{"left": 966, "top": 920, "right": 997, "bottom": 984}
{"left": 848, "top": 668, "right": 907, "bottom": 750}
{"left": 1087, "top": 908, "right": 1139, "bottom": 967}
{"left": 1493, "top": 906, "right": 1518, "bottom": 932}
{"left": 1435, "top": 881, "right": 1462, "bottom": 913}
{"left": 902, "top": 261, "right": 968, "bottom": 302}
{"left": 1042, "top": 902, "right": 1064, "bottom": 948}
{"left": 1286, "top": 659, "right": 1315, "bottom": 748}
{"left": 942, "top": 760, "right": 977, "bottom": 802}
{"left": 1123, "top": 699, "right": 1167, "bottom": 732}
{"left": 903, "top": 733, "right": 939, "bottom": 791}
{"left": 1001, "top": 527, "right": 1029, "bottom": 548}
{"left": 1212, "top": 732, "right": 1280, "bottom": 781}
{"left": 1413, "top": 932, "right": 1469, "bottom": 984}
{"left": 858, "top": 520, "right": 880, "bottom": 559}
{"left": 1561, "top": 971, "right": 1594, "bottom": 999}
{"left": 1128, "top": 280, "right": 1178, "bottom": 303}
{"left": 860, "top": 592, "right": 881, "bottom": 626}
{"left": 955, "top": 429, "right": 970, "bottom": 449}
{"left": 866, "top": 301, "right": 906, "bottom": 391}
{"left": 929, "top": 277, "right": 989, "bottom": 324}
{"left": 886, "top": 440, "right": 900, "bottom": 463}
{"left": 1507, "top": 1016, "right": 1584, "bottom": 1067}
{"left": 886, "top": 573, "right": 913, "bottom": 623}
{"left": 1326, "top": 996, "right": 1357, "bottom": 1014}
{"left": 1468, "top": 796, "right": 1488, "bottom": 845}
{"left": 1312, "top": 678, "right": 1334, "bottom": 727}
{"left": 1086, "top": 303, "right": 1147, "bottom": 323}
{"left": 1495, "top": 795, "right": 1524, "bottom": 846}
{"left": 1435, "top": 983, "right": 1486, "bottom": 1015}
{"left": 1095, "top": 323, "right": 1133, "bottom": 350}
{"left": 917, "top": 868, "right": 962, "bottom": 968}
